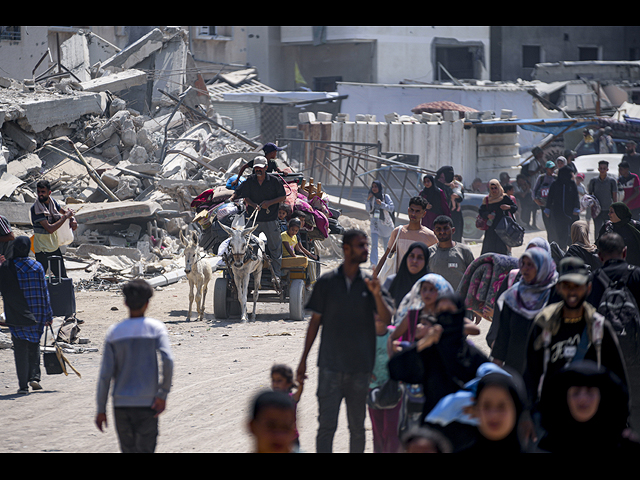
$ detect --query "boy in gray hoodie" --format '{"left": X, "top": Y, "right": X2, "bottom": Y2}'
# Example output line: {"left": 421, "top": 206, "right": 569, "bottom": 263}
{"left": 95, "top": 280, "right": 174, "bottom": 453}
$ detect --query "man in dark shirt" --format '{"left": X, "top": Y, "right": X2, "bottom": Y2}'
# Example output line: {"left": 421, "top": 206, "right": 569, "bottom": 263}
{"left": 622, "top": 141, "right": 640, "bottom": 179}
{"left": 587, "top": 232, "right": 640, "bottom": 431}
{"left": 297, "top": 229, "right": 393, "bottom": 453}
{"left": 229, "top": 156, "right": 287, "bottom": 279}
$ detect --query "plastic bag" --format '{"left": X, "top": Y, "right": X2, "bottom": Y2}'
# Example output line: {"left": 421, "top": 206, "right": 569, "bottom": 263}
{"left": 56, "top": 219, "right": 74, "bottom": 246}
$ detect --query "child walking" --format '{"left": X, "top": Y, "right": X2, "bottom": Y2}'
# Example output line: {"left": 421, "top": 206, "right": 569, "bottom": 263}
{"left": 271, "top": 364, "right": 303, "bottom": 449}
{"left": 95, "top": 279, "right": 174, "bottom": 453}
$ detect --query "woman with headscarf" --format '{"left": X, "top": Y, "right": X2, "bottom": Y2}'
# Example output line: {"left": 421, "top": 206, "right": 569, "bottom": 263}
{"left": 371, "top": 242, "right": 428, "bottom": 453}
{"left": 478, "top": 179, "right": 518, "bottom": 255}
{"left": 388, "top": 292, "right": 489, "bottom": 449}
{"left": 565, "top": 220, "right": 602, "bottom": 272}
{"left": 386, "top": 274, "right": 455, "bottom": 435}
{"left": 419, "top": 174, "right": 450, "bottom": 230}
{"left": 459, "top": 370, "right": 528, "bottom": 453}
{"left": 597, "top": 202, "right": 640, "bottom": 266}
{"left": 366, "top": 180, "right": 395, "bottom": 267}
{"left": 491, "top": 247, "right": 558, "bottom": 375}
{"left": 389, "top": 273, "right": 455, "bottom": 349}
{"left": 384, "top": 242, "right": 430, "bottom": 310}
{"left": 537, "top": 360, "right": 640, "bottom": 453}
{"left": 485, "top": 237, "right": 555, "bottom": 350}
{"left": 544, "top": 165, "right": 581, "bottom": 251}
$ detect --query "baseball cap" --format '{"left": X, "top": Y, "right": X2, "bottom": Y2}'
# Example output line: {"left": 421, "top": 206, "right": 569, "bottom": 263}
{"left": 545, "top": 161, "right": 556, "bottom": 169}
{"left": 262, "top": 143, "right": 283, "bottom": 154}
{"left": 253, "top": 155, "right": 268, "bottom": 168}
{"left": 558, "top": 257, "right": 590, "bottom": 285}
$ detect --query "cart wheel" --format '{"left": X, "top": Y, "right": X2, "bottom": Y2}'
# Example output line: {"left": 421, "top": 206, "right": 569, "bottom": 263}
{"left": 289, "top": 279, "right": 306, "bottom": 321}
{"left": 213, "top": 277, "right": 230, "bottom": 319}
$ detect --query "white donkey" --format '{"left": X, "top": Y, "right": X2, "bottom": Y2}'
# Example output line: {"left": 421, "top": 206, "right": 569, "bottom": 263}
{"left": 219, "top": 222, "right": 264, "bottom": 322}
{"left": 181, "top": 230, "right": 212, "bottom": 321}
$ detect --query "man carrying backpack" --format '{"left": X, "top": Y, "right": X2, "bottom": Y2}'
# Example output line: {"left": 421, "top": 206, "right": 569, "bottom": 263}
{"left": 587, "top": 232, "right": 640, "bottom": 433}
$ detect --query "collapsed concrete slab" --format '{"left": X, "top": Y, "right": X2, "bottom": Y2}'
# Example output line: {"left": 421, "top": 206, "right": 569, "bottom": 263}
{"left": 100, "top": 28, "right": 164, "bottom": 71}
{"left": 80, "top": 69, "right": 148, "bottom": 94}
{"left": 3, "top": 91, "right": 107, "bottom": 134}
{"left": 73, "top": 200, "right": 162, "bottom": 224}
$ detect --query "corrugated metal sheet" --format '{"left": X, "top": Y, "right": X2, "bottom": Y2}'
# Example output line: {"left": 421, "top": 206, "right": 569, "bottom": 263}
{"left": 206, "top": 79, "right": 277, "bottom": 102}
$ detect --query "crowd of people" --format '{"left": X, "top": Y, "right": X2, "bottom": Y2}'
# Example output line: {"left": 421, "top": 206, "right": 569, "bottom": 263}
{"left": 279, "top": 147, "right": 640, "bottom": 453}
{"left": 3, "top": 137, "right": 640, "bottom": 454}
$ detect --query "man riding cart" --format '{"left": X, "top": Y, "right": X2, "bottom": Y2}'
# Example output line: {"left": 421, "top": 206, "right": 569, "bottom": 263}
{"left": 228, "top": 155, "right": 286, "bottom": 289}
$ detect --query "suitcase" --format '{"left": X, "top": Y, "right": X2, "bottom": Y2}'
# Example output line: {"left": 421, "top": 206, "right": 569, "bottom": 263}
{"left": 46, "top": 256, "right": 76, "bottom": 318}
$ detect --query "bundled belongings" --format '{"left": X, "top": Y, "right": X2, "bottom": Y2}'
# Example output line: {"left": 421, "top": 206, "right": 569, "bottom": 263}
{"left": 192, "top": 173, "right": 344, "bottom": 254}
{"left": 456, "top": 253, "right": 519, "bottom": 320}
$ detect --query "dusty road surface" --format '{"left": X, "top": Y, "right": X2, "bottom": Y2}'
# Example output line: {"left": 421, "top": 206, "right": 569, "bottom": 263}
{"left": 1, "top": 224, "right": 556, "bottom": 453}
{"left": 1, "top": 251, "right": 395, "bottom": 453}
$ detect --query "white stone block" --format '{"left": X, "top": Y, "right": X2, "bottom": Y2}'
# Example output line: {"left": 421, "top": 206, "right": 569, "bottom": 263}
{"left": 298, "top": 112, "right": 316, "bottom": 123}
{"left": 316, "top": 112, "right": 333, "bottom": 122}
{"left": 443, "top": 110, "right": 460, "bottom": 122}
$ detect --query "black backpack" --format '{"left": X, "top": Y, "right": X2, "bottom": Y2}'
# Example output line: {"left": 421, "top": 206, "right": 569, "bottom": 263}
{"left": 596, "top": 266, "right": 640, "bottom": 365}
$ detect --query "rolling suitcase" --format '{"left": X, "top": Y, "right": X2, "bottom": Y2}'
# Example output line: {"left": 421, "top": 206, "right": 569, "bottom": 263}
{"left": 46, "top": 256, "right": 76, "bottom": 318}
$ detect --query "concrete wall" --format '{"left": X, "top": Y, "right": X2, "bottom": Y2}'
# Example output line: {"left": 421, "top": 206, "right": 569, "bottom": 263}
{"left": 0, "top": 26, "right": 49, "bottom": 80}
{"left": 257, "top": 26, "right": 490, "bottom": 90}
{"left": 492, "top": 26, "right": 637, "bottom": 82}
{"left": 299, "top": 117, "right": 525, "bottom": 190}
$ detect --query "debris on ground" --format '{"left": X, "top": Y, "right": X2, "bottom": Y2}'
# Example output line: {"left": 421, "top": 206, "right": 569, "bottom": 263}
{"left": 0, "top": 26, "right": 346, "bottom": 296}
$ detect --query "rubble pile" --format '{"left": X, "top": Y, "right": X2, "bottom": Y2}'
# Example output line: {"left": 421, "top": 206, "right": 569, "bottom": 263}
{"left": 0, "top": 27, "right": 344, "bottom": 290}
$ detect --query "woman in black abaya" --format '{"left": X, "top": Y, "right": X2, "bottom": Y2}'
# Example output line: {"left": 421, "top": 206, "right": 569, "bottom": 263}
{"left": 436, "top": 166, "right": 463, "bottom": 241}
{"left": 419, "top": 175, "right": 450, "bottom": 230}
{"left": 537, "top": 360, "right": 640, "bottom": 453}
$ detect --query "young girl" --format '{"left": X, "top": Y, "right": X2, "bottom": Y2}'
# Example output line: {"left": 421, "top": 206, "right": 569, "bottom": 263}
{"left": 271, "top": 364, "right": 303, "bottom": 448}
{"left": 367, "top": 320, "right": 402, "bottom": 453}
{"left": 281, "top": 218, "right": 318, "bottom": 285}
{"left": 366, "top": 180, "right": 395, "bottom": 267}
{"left": 389, "top": 274, "right": 479, "bottom": 354}
{"left": 389, "top": 274, "right": 454, "bottom": 353}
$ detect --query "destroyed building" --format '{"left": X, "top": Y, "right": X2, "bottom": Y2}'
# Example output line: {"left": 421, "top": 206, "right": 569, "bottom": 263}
{"left": 0, "top": 27, "right": 273, "bottom": 288}
{"left": 0, "top": 27, "right": 350, "bottom": 293}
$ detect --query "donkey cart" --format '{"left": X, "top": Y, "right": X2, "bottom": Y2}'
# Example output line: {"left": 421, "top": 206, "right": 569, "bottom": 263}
{"left": 212, "top": 249, "right": 316, "bottom": 322}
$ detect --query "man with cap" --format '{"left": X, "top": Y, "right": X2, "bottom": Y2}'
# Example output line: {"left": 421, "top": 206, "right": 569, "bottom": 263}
{"left": 0, "top": 236, "right": 53, "bottom": 394}
{"left": 230, "top": 143, "right": 284, "bottom": 188}
{"left": 229, "top": 155, "right": 287, "bottom": 284}
{"left": 521, "top": 257, "right": 628, "bottom": 426}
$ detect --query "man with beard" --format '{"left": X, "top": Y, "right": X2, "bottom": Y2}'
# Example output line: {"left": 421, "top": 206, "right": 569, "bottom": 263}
{"left": 229, "top": 156, "right": 286, "bottom": 284}
{"left": 30, "top": 180, "right": 77, "bottom": 279}
{"left": 297, "top": 229, "right": 393, "bottom": 453}
{"left": 520, "top": 256, "right": 629, "bottom": 444}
